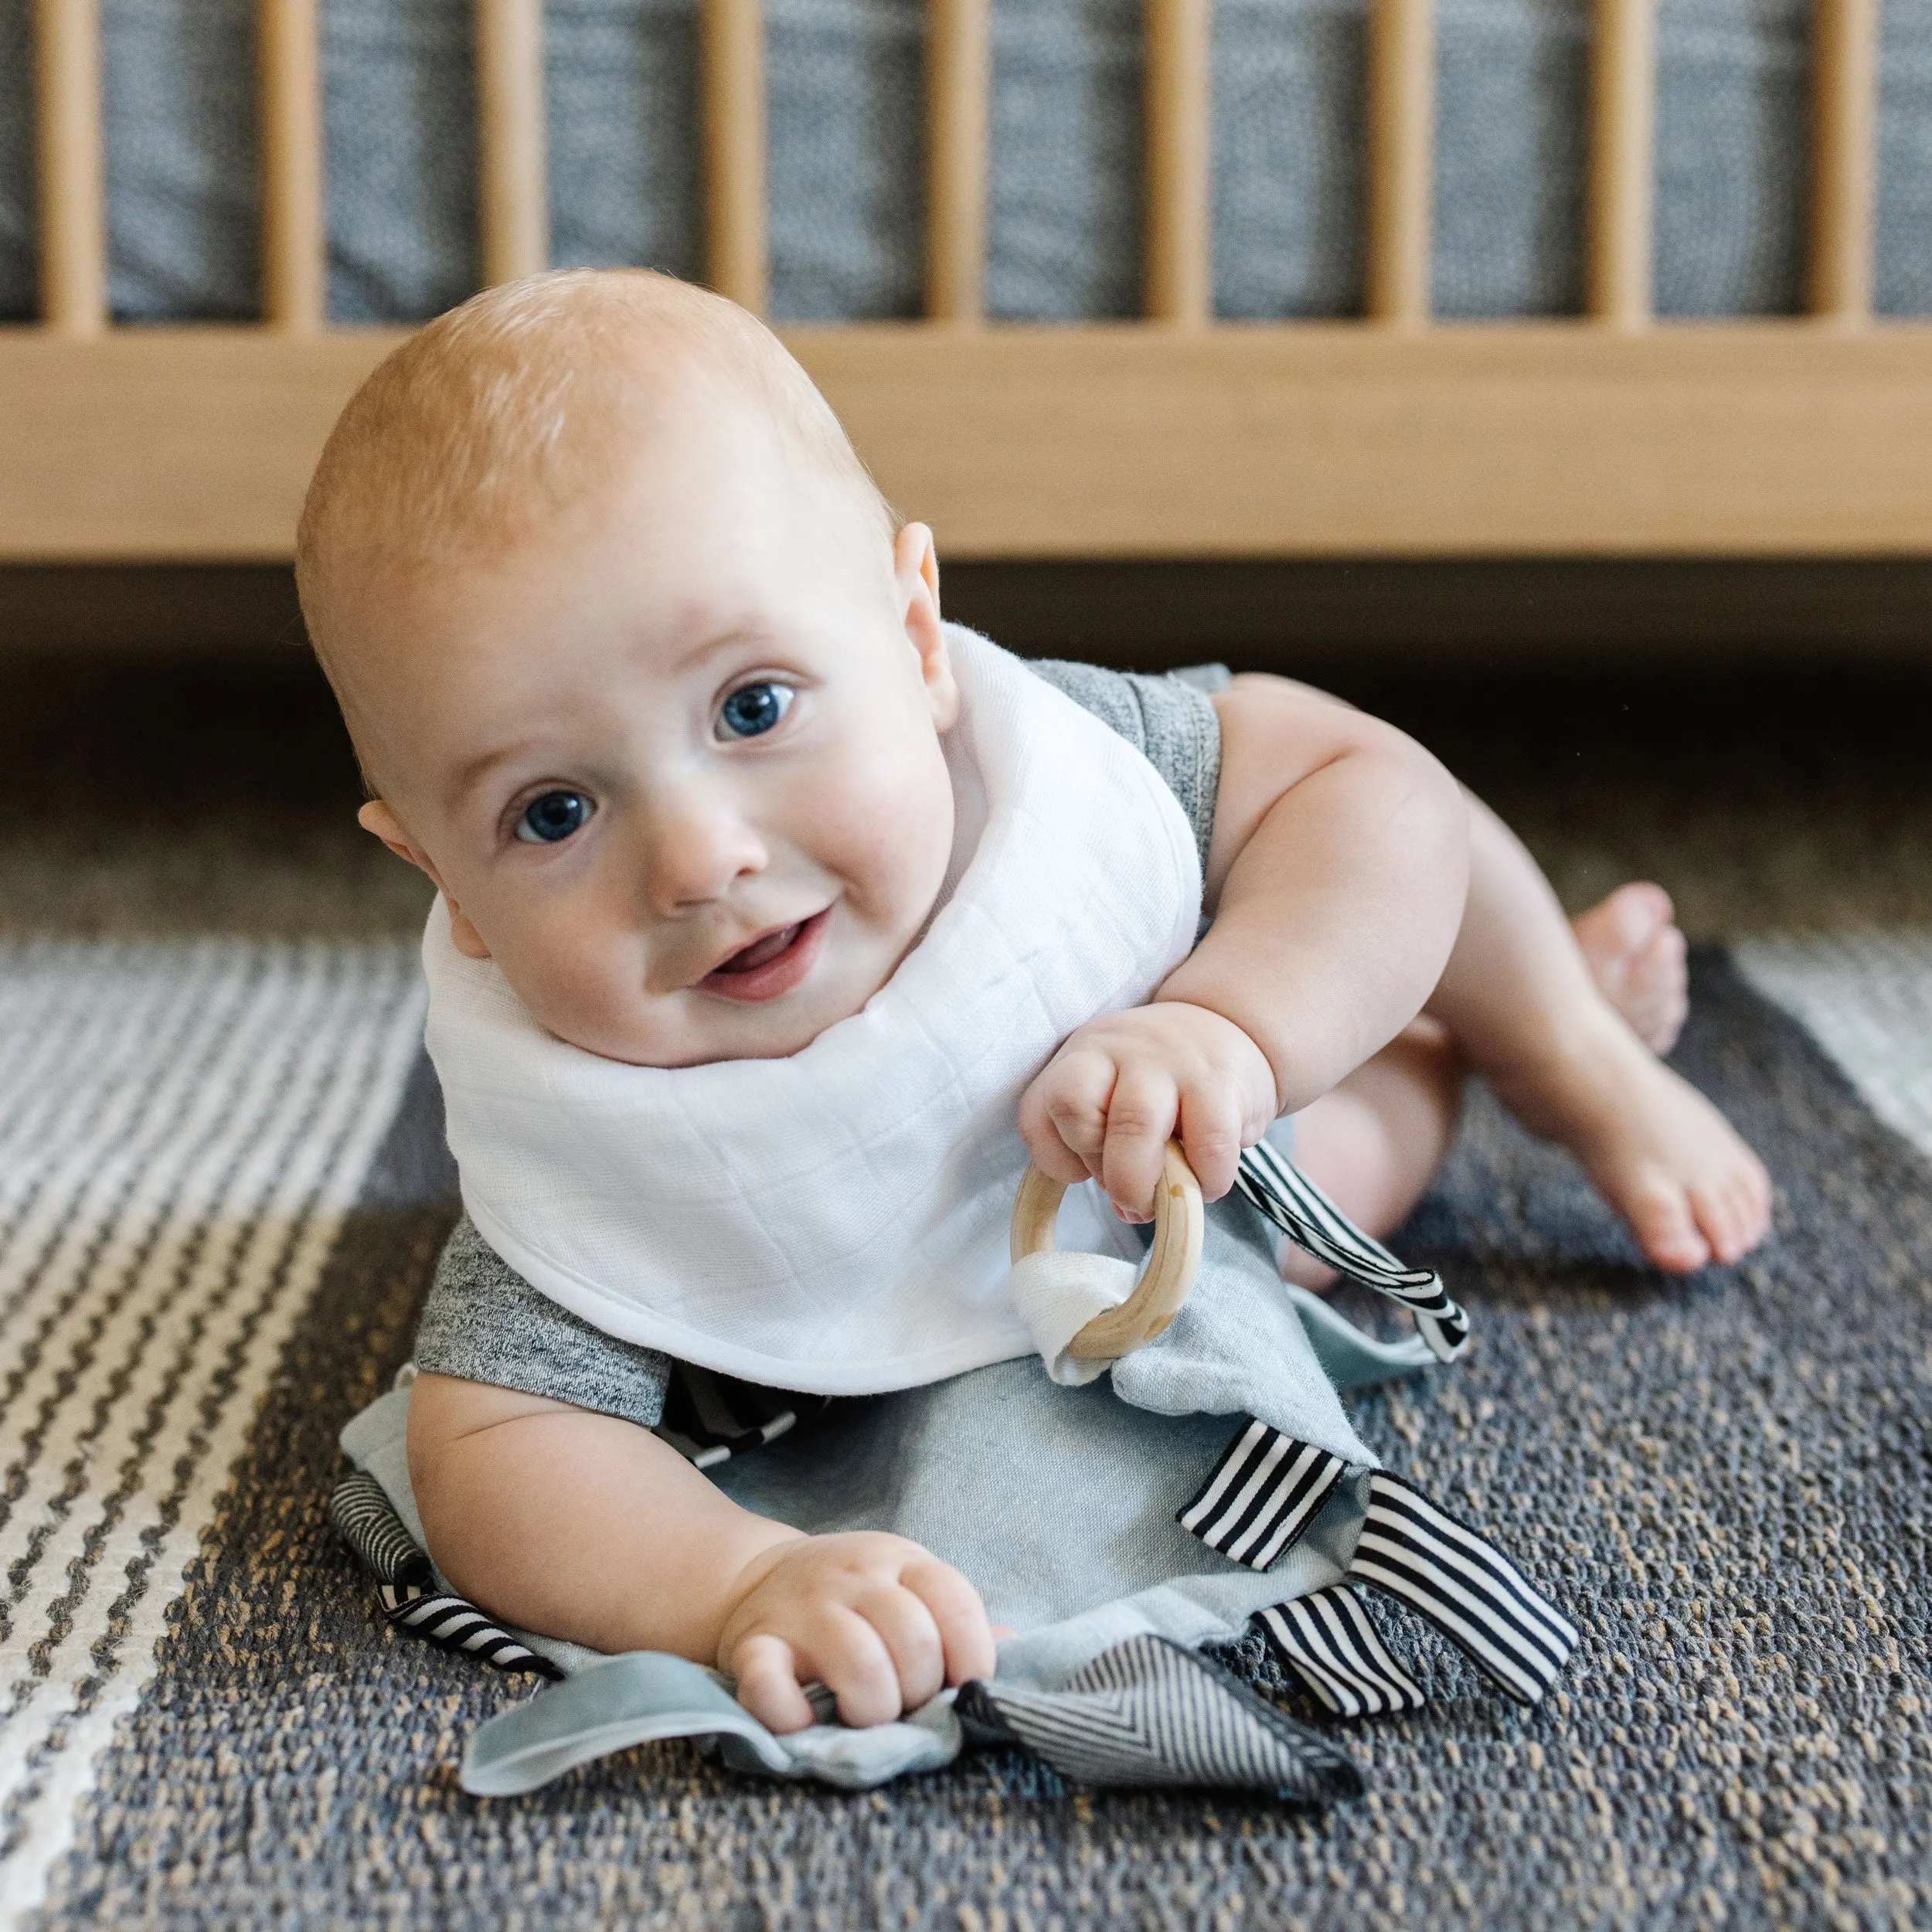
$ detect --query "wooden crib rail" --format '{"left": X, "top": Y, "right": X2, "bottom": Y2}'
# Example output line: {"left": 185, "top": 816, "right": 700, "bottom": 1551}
{"left": 703, "top": 0, "right": 767, "bottom": 316}
{"left": 1811, "top": 0, "right": 1877, "bottom": 324}
{"left": 1366, "top": 0, "right": 1434, "bottom": 329}
{"left": 477, "top": 0, "right": 549, "bottom": 287}
{"left": 926, "top": 0, "right": 988, "bottom": 325}
{"left": 257, "top": 0, "right": 322, "bottom": 332}
{"left": 5, "top": 0, "right": 1929, "bottom": 566}
{"left": 33, "top": 0, "right": 104, "bottom": 338}
{"left": 1587, "top": 0, "right": 1656, "bottom": 329}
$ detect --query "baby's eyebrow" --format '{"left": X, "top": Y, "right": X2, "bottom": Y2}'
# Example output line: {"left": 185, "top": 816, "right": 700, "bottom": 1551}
{"left": 444, "top": 739, "right": 540, "bottom": 812}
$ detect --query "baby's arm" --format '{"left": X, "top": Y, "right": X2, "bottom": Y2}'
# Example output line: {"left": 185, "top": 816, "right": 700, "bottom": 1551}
{"left": 406, "top": 1370, "right": 997, "bottom": 1731}
{"left": 1021, "top": 675, "right": 1469, "bottom": 1216}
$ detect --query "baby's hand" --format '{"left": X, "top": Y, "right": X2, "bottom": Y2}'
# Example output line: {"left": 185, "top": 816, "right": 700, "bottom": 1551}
{"left": 717, "top": 1532, "right": 997, "bottom": 1733}
{"left": 1018, "top": 1000, "right": 1277, "bottom": 1219}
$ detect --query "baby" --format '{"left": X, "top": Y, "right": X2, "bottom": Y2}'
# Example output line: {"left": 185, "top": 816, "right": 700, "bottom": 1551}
{"left": 298, "top": 268, "right": 1769, "bottom": 1736}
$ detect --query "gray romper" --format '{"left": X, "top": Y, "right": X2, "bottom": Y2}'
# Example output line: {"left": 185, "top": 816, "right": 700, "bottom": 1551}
{"left": 332, "top": 659, "right": 1575, "bottom": 1802}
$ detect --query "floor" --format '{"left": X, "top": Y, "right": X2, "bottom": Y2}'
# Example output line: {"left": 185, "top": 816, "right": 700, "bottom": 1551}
{"left": 6, "top": 633, "right": 1932, "bottom": 1929}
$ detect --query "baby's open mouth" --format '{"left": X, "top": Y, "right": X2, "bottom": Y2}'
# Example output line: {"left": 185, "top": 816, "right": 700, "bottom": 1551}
{"left": 702, "top": 909, "right": 830, "bottom": 1002}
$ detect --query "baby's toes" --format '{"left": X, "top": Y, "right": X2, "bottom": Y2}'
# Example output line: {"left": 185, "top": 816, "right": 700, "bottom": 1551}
{"left": 1692, "top": 1168, "right": 1769, "bottom": 1267}
{"left": 1626, "top": 927, "right": 1689, "bottom": 1055}
{"left": 1625, "top": 1174, "right": 1712, "bottom": 1274}
{"left": 1723, "top": 1164, "right": 1772, "bottom": 1254}
{"left": 1689, "top": 1185, "right": 1747, "bottom": 1267}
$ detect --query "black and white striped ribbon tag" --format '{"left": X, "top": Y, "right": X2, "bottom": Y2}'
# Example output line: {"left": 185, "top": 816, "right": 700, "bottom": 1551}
{"left": 377, "top": 1583, "right": 564, "bottom": 1681}
{"left": 1349, "top": 1471, "right": 1577, "bottom": 1706}
{"left": 1234, "top": 1140, "right": 1470, "bottom": 1362}
{"left": 332, "top": 1470, "right": 563, "bottom": 1680}
{"left": 330, "top": 1471, "right": 434, "bottom": 1590}
{"left": 1180, "top": 1425, "right": 1577, "bottom": 1713}
{"left": 1178, "top": 1421, "right": 1349, "bottom": 1572}
{"left": 1254, "top": 1587, "right": 1425, "bottom": 1719}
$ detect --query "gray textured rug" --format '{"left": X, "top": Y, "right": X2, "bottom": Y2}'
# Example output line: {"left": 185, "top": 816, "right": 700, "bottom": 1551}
{"left": 12, "top": 949, "right": 1928, "bottom": 1929}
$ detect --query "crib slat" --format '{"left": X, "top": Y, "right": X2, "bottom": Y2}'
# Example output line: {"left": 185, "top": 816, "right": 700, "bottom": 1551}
{"left": 1809, "top": 0, "right": 1876, "bottom": 325}
{"left": 1145, "top": 0, "right": 1210, "bottom": 326}
{"left": 1365, "top": 0, "right": 1434, "bottom": 327}
{"left": 475, "top": 0, "right": 549, "bottom": 286}
{"left": 1587, "top": 0, "right": 1655, "bottom": 328}
{"left": 34, "top": 0, "right": 105, "bottom": 336}
{"left": 704, "top": 0, "right": 768, "bottom": 315}
{"left": 257, "top": 0, "right": 323, "bottom": 332}
{"left": 927, "top": 0, "right": 989, "bottom": 323}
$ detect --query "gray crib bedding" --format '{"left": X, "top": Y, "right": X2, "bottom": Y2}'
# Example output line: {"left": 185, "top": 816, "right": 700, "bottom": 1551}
{"left": 2, "top": 0, "right": 1929, "bottom": 327}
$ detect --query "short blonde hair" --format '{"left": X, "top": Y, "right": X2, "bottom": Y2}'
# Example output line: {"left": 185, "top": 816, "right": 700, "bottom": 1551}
{"left": 296, "top": 268, "right": 895, "bottom": 641}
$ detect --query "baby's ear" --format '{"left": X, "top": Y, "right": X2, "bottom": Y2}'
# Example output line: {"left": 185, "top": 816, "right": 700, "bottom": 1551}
{"left": 894, "top": 522, "right": 959, "bottom": 731}
{"left": 358, "top": 799, "right": 426, "bottom": 869}
{"left": 356, "top": 801, "right": 493, "bottom": 958}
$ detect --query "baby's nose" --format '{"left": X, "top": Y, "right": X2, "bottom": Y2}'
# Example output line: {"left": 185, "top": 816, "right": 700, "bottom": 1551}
{"left": 638, "top": 794, "right": 767, "bottom": 913}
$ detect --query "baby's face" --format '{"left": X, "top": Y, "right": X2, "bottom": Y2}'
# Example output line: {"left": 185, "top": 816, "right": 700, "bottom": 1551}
{"left": 343, "top": 401, "right": 960, "bottom": 1066}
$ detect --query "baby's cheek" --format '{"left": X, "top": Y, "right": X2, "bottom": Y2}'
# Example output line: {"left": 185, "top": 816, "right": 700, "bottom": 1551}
{"left": 493, "top": 909, "right": 668, "bottom": 1060}
{"left": 821, "top": 749, "right": 955, "bottom": 930}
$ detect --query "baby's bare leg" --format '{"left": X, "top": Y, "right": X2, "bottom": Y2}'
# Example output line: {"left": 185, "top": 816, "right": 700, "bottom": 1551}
{"left": 1287, "top": 794, "right": 1769, "bottom": 1277}
{"left": 1281, "top": 1021, "right": 1464, "bottom": 1289}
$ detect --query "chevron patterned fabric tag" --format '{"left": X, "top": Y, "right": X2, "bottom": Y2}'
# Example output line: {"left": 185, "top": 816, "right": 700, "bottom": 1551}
{"left": 1233, "top": 1140, "right": 1470, "bottom": 1362}
{"left": 1178, "top": 1421, "right": 1349, "bottom": 1570}
{"left": 961, "top": 1635, "right": 1362, "bottom": 1800}
{"left": 1349, "top": 1472, "right": 1579, "bottom": 1706}
{"left": 1254, "top": 1588, "right": 1425, "bottom": 1719}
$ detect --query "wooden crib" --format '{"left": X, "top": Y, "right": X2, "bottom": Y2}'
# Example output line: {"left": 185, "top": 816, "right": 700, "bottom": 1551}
{"left": 2, "top": 0, "right": 1927, "bottom": 566}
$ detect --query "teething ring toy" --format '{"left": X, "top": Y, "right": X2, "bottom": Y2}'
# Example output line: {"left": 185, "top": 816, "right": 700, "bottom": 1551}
{"left": 1009, "top": 1140, "right": 1206, "bottom": 1361}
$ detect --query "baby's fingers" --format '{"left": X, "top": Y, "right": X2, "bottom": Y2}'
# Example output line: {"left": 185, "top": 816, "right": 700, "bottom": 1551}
{"left": 1173, "top": 1080, "right": 1248, "bottom": 1202}
{"left": 854, "top": 1584, "right": 947, "bottom": 1713}
{"left": 815, "top": 1611, "right": 912, "bottom": 1728}
{"left": 902, "top": 1555, "right": 998, "bottom": 1687}
{"left": 731, "top": 1632, "right": 816, "bottom": 1734}
{"left": 1099, "top": 1063, "right": 1180, "bottom": 1220}
{"left": 1019, "top": 1047, "right": 1117, "bottom": 1186}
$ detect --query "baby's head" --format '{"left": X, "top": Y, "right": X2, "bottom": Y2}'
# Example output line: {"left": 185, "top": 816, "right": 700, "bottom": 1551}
{"left": 298, "top": 269, "right": 960, "bottom": 1067}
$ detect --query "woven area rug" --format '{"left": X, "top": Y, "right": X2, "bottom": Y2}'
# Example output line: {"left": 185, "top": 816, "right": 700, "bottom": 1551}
{"left": 3, "top": 937, "right": 1930, "bottom": 1930}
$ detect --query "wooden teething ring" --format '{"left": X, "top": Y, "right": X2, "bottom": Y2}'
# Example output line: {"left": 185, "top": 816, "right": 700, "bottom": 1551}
{"left": 1009, "top": 1140, "right": 1206, "bottom": 1361}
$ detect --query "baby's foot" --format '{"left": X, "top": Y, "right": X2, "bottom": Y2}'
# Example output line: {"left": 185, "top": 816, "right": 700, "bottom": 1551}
{"left": 1572, "top": 883, "right": 1688, "bottom": 1056}
{"left": 1493, "top": 1009, "right": 1770, "bottom": 1274}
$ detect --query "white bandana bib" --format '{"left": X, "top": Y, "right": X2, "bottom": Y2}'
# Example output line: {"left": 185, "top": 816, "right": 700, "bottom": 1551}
{"left": 422, "top": 628, "right": 1205, "bottom": 1394}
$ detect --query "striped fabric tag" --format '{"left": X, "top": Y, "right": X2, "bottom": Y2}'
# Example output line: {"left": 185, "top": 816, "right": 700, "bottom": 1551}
{"left": 332, "top": 1466, "right": 563, "bottom": 1680}
{"left": 1234, "top": 1140, "right": 1470, "bottom": 1362}
{"left": 1254, "top": 1588, "right": 1425, "bottom": 1719}
{"left": 329, "top": 1471, "right": 432, "bottom": 1590}
{"left": 377, "top": 1583, "right": 564, "bottom": 1681}
{"left": 1349, "top": 1472, "right": 1578, "bottom": 1706}
{"left": 1178, "top": 1420, "right": 1349, "bottom": 1570}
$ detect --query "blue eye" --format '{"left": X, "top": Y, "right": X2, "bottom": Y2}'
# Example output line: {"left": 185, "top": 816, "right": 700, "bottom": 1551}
{"left": 718, "top": 682, "right": 794, "bottom": 740}
{"left": 515, "top": 790, "right": 593, "bottom": 844}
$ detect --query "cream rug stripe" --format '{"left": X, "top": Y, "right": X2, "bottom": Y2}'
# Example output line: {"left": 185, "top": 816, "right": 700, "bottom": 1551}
{"left": 0, "top": 940, "right": 426, "bottom": 1927}
{"left": 0, "top": 942, "right": 227, "bottom": 1272}
{"left": 1731, "top": 930, "right": 1932, "bottom": 1158}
